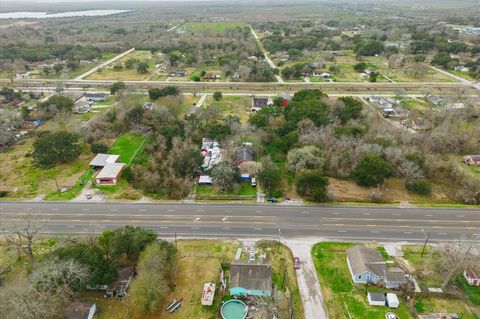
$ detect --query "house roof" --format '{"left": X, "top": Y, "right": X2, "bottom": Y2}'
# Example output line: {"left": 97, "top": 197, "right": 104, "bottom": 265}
{"left": 96, "top": 163, "right": 125, "bottom": 179}
{"left": 384, "top": 267, "right": 407, "bottom": 283}
{"left": 89, "top": 154, "right": 119, "bottom": 167}
{"left": 230, "top": 258, "right": 272, "bottom": 292}
{"left": 466, "top": 155, "right": 480, "bottom": 161}
{"left": 64, "top": 302, "right": 95, "bottom": 319}
{"left": 347, "top": 246, "right": 386, "bottom": 277}
{"left": 465, "top": 268, "right": 480, "bottom": 279}
{"left": 368, "top": 292, "right": 386, "bottom": 302}
{"left": 199, "top": 175, "right": 213, "bottom": 184}
{"left": 236, "top": 146, "right": 254, "bottom": 163}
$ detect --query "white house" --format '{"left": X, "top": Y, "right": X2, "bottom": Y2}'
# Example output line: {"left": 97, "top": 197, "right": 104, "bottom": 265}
{"left": 346, "top": 246, "right": 386, "bottom": 284}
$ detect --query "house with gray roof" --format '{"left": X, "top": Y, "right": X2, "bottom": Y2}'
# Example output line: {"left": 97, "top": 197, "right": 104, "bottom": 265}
{"left": 229, "top": 258, "right": 272, "bottom": 297}
{"left": 89, "top": 153, "right": 120, "bottom": 169}
{"left": 384, "top": 267, "right": 407, "bottom": 289}
{"left": 346, "top": 246, "right": 386, "bottom": 284}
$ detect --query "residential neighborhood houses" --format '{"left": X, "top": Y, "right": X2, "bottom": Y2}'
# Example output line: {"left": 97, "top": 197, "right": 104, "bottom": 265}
{"left": 89, "top": 153, "right": 125, "bottom": 185}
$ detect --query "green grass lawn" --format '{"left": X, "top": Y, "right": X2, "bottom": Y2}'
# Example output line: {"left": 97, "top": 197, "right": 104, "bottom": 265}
{"left": 312, "top": 242, "right": 414, "bottom": 319}
{"left": 44, "top": 169, "right": 93, "bottom": 200}
{"left": 109, "top": 133, "right": 145, "bottom": 164}
{"left": 204, "top": 95, "right": 251, "bottom": 123}
{"left": 196, "top": 183, "right": 257, "bottom": 198}
{"left": 402, "top": 245, "right": 480, "bottom": 318}
{"left": 183, "top": 22, "right": 247, "bottom": 32}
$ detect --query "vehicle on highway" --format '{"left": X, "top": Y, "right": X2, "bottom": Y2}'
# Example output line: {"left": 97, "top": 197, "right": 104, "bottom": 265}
{"left": 294, "top": 257, "right": 301, "bottom": 269}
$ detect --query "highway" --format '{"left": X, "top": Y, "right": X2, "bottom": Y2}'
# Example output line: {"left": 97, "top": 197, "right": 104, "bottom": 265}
{"left": 1, "top": 202, "right": 479, "bottom": 242}
{"left": 2, "top": 78, "right": 479, "bottom": 95}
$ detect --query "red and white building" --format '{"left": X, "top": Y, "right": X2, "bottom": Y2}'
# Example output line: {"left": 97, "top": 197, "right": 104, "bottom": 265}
{"left": 464, "top": 268, "right": 480, "bottom": 286}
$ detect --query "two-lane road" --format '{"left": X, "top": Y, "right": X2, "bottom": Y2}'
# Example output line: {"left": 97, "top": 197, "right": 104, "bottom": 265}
{"left": 1, "top": 202, "right": 479, "bottom": 242}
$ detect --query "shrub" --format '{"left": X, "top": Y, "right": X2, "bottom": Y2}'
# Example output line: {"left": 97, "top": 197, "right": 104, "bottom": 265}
{"left": 406, "top": 181, "right": 432, "bottom": 195}
{"left": 0, "top": 191, "right": 8, "bottom": 197}
{"left": 353, "top": 155, "right": 393, "bottom": 187}
{"left": 213, "top": 91, "right": 223, "bottom": 101}
{"left": 295, "top": 170, "right": 329, "bottom": 202}
{"left": 90, "top": 143, "right": 109, "bottom": 154}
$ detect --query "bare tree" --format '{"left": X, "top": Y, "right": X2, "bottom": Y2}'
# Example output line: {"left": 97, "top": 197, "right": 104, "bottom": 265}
{"left": 0, "top": 258, "right": 89, "bottom": 319}
{"left": 2, "top": 214, "right": 46, "bottom": 266}
{"left": 436, "top": 238, "right": 479, "bottom": 289}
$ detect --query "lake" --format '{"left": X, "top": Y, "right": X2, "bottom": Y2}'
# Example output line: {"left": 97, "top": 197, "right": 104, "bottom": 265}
{"left": 0, "top": 10, "right": 131, "bottom": 19}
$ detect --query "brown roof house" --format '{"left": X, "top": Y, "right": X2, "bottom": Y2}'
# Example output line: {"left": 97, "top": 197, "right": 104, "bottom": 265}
{"left": 229, "top": 258, "right": 272, "bottom": 297}
{"left": 64, "top": 301, "right": 96, "bottom": 319}
{"left": 346, "top": 246, "right": 386, "bottom": 284}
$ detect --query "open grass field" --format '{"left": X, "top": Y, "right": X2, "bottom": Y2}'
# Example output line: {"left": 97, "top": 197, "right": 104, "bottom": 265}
{"left": 312, "top": 242, "right": 414, "bottom": 319}
{"left": 203, "top": 95, "right": 252, "bottom": 123}
{"left": 109, "top": 133, "right": 145, "bottom": 164}
{"left": 0, "top": 138, "right": 91, "bottom": 199}
{"left": 183, "top": 22, "right": 247, "bottom": 32}
{"left": 86, "top": 50, "right": 157, "bottom": 81}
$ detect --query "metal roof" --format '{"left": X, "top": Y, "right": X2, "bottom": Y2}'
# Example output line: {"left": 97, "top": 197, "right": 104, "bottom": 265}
{"left": 89, "top": 154, "right": 119, "bottom": 167}
{"left": 96, "top": 163, "right": 125, "bottom": 179}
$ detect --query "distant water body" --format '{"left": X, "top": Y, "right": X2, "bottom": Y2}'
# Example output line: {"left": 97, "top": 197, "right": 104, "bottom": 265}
{"left": 0, "top": 10, "right": 131, "bottom": 19}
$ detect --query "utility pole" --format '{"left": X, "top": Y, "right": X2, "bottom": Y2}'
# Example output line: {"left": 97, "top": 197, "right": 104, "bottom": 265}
{"left": 277, "top": 228, "right": 281, "bottom": 254}
{"left": 421, "top": 230, "right": 430, "bottom": 258}
{"left": 281, "top": 264, "right": 287, "bottom": 289}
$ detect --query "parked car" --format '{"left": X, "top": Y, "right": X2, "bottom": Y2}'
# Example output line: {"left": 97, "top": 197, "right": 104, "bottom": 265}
{"left": 251, "top": 178, "right": 256, "bottom": 187}
{"left": 85, "top": 193, "right": 92, "bottom": 200}
{"left": 293, "top": 257, "right": 301, "bottom": 269}
{"left": 385, "top": 313, "right": 398, "bottom": 319}
{"left": 249, "top": 251, "right": 256, "bottom": 261}
{"left": 267, "top": 197, "right": 278, "bottom": 203}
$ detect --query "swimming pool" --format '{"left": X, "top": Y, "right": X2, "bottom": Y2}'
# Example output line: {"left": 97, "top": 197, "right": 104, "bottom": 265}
{"left": 220, "top": 299, "right": 248, "bottom": 319}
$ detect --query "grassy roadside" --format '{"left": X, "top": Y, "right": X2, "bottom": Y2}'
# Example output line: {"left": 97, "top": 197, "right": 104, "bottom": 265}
{"left": 312, "top": 242, "right": 414, "bottom": 319}
{"left": 257, "top": 240, "right": 305, "bottom": 319}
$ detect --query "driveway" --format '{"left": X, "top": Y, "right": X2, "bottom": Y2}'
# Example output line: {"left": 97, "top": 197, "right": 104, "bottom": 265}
{"left": 285, "top": 239, "right": 329, "bottom": 319}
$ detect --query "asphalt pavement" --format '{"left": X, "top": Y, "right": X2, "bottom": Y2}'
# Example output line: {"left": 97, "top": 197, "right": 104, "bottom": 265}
{"left": 1, "top": 202, "right": 479, "bottom": 242}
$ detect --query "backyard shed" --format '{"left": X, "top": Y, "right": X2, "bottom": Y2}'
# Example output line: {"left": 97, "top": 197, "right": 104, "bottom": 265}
{"left": 367, "top": 292, "right": 386, "bottom": 306}
{"left": 386, "top": 293, "right": 399, "bottom": 308}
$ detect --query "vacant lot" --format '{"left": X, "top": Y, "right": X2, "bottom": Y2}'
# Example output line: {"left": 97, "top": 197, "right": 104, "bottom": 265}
{"left": 87, "top": 50, "right": 157, "bottom": 81}
{"left": 203, "top": 95, "right": 252, "bottom": 123}
{"left": 183, "top": 22, "right": 247, "bottom": 32}
{"left": 157, "top": 240, "right": 241, "bottom": 319}
{"left": 0, "top": 138, "right": 90, "bottom": 199}
{"left": 312, "top": 242, "right": 414, "bottom": 319}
